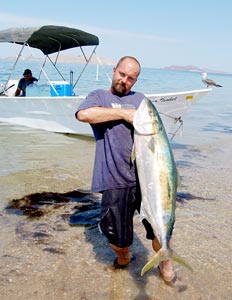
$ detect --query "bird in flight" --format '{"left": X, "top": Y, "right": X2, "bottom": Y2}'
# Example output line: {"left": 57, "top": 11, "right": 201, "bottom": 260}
{"left": 201, "top": 72, "right": 222, "bottom": 88}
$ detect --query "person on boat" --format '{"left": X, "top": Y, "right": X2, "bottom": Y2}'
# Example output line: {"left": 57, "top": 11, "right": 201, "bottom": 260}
{"left": 15, "top": 69, "right": 38, "bottom": 97}
{"left": 75, "top": 56, "right": 177, "bottom": 286}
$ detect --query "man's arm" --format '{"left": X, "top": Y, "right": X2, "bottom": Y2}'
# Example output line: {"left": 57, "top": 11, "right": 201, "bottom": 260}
{"left": 15, "top": 78, "right": 23, "bottom": 97}
{"left": 15, "top": 87, "right": 21, "bottom": 96}
{"left": 76, "top": 107, "right": 135, "bottom": 125}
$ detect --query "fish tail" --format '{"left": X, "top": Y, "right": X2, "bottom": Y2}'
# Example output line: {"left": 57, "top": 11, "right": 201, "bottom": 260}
{"left": 172, "top": 251, "right": 193, "bottom": 272}
{"left": 141, "top": 254, "right": 160, "bottom": 276}
{"left": 141, "top": 248, "right": 193, "bottom": 276}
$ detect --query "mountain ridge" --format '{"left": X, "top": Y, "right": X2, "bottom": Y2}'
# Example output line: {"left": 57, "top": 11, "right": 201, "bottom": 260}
{"left": 163, "top": 64, "right": 228, "bottom": 74}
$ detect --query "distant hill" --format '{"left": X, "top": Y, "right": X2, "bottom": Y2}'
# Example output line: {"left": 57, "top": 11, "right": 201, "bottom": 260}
{"left": 163, "top": 65, "right": 227, "bottom": 74}
{"left": 0, "top": 55, "right": 116, "bottom": 66}
{"left": 50, "top": 54, "right": 116, "bottom": 65}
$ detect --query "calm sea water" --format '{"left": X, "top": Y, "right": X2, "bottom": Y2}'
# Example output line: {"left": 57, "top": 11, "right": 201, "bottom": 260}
{"left": 0, "top": 59, "right": 232, "bottom": 181}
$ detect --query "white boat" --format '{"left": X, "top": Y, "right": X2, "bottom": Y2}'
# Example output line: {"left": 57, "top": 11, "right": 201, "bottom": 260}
{"left": 0, "top": 25, "right": 211, "bottom": 138}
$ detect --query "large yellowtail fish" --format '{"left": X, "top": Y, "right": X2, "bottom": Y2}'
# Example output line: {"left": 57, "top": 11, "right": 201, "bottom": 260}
{"left": 132, "top": 97, "right": 193, "bottom": 276}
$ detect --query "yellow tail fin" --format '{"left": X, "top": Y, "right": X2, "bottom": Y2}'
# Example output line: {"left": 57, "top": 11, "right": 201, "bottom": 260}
{"left": 141, "top": 248, "right": 193, "bottom": 276}
{"left": 172, "top": 252, "right": 193, "bottom": 272}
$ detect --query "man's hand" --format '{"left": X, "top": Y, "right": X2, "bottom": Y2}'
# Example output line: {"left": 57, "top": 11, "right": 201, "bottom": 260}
{"left": 121, "top": 109, "right": 135, "bottom": 124}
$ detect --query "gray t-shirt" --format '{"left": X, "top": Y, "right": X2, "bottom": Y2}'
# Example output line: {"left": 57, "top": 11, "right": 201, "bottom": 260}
{"left": 77, "top": 89, "right": 145, "bottom": 192}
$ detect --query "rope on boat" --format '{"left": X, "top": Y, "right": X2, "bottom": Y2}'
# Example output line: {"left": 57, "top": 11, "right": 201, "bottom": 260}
{"left": 159, "top": 112, "right": 183, "bottom": 140}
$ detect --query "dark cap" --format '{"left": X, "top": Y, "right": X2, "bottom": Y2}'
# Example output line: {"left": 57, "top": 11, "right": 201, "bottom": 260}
{"left": 23, "top": 69, "right": 32, "bottom": 76}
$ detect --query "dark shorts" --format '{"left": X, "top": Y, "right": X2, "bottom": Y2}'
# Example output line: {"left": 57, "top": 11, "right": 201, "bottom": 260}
{"left": 99, "top": 186, "right": 155, "bottom": 248}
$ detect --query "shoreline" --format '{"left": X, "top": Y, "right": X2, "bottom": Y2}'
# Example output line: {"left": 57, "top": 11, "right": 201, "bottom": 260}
{"left": 0, "top": 134, "right": 231, "bottom": 299}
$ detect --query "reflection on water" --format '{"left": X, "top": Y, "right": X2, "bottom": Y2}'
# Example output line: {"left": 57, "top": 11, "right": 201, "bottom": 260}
{"left": 0, "top": 124, "right": 96, "bottom": 177}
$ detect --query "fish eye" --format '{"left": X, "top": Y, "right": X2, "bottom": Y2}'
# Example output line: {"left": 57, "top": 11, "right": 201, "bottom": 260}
{"left": 148, "top": 110, "right": 153, "bottom": 117}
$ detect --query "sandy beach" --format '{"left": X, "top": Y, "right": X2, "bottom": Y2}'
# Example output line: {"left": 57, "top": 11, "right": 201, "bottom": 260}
{"left": 0, "top": 129, "right": 231, "bottom": 300}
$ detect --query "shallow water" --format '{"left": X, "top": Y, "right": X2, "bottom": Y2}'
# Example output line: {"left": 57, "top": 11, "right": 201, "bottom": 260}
{"left": 1, "top": 124, "right": 231, "bottom": 299}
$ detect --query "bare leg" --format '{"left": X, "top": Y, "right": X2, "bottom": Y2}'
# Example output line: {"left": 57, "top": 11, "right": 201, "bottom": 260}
{"left": 152, "top": 237, "right": 175, "bottom": 282}
{"left": 110, "top": 244, "right": 131, "bottom": 266}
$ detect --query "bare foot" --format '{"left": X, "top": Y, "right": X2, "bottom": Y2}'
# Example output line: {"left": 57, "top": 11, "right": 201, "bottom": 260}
{"left": 158, "top": 260, "right": 175, "bottom": 283}
{"left": 158, "top": 261, "right": 187, "bottom": 292}
{"left": 108, "top": 255, "right": 136, "bottom": 271}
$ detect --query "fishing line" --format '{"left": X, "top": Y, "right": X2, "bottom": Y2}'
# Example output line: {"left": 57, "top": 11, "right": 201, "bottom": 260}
{"left": 159, "top": 112, "right": 183, "bottom": 140}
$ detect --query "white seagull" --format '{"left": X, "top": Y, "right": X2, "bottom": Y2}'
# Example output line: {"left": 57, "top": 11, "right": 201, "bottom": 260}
{"left": 201, "top": 72, "right": 222, "bottom": 88}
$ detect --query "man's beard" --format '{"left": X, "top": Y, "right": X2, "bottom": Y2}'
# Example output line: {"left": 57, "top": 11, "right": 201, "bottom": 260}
{"left": 111, "top": 81, "right": 127, "bottom": 96}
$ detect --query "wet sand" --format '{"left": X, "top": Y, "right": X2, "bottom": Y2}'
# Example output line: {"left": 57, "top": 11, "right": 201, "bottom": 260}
{"left": 0, "top": 132, "right": 231, "bottom": 300}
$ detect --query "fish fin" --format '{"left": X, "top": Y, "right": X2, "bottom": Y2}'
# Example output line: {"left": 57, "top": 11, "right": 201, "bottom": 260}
{"left": 141, "top": 252, "right": 162, "bottom": 276}
{"left": 148, "top": 138, "right": 155, "bottom": 152}
{"left": 141, "top": 248, "right": 168, "bottom": 276}
{"left": 172, "top": 251, "right": 193, "bottom": 272}
{"left": 141, "top": 248, "right": 193, "bottom": 276}
{"left": 131, "top": 144, "right": 136, "bottom": 164}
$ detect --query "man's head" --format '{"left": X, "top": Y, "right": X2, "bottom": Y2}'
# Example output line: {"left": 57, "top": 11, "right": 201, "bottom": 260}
{"left": 23, "top": 69, "right": 32, "bottom": 81}
{"left": 110, "top": 56, "right": 141, "bottom": 96}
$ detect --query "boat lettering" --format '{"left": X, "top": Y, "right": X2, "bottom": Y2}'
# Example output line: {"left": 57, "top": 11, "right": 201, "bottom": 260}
{"left": 160, "top": 96, "right": 178, "bottom": 102}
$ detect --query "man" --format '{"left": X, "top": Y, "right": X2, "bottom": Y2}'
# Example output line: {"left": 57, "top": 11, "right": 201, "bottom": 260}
{"left": 15, "top": 69, "right": 38, "bottom": 96}
{"left": 76, "top": 56, "right": 176, "bottom": 285}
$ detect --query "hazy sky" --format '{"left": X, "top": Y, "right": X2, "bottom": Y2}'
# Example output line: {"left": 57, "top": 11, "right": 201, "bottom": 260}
{"left": 0, "top": 0, "right": 231, "bottom": 72}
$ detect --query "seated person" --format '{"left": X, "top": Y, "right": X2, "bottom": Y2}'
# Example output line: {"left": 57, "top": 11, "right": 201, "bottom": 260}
{"left": 15, "top": 69, "right": 38, "bottom": 96}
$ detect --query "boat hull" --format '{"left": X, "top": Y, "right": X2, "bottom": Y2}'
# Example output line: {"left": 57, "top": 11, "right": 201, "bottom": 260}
{"left": 0, "top": 88, "right": 211, "bottom": 137}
